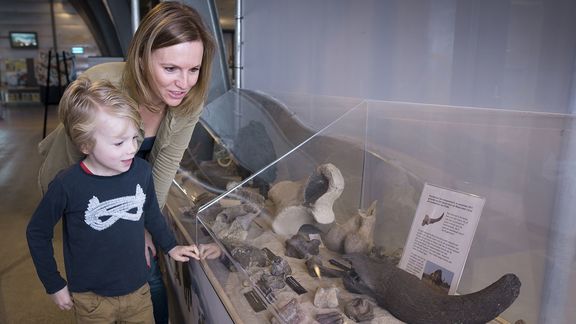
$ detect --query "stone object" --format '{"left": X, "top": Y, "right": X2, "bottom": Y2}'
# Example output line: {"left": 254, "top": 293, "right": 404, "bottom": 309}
{"left": 344, "top": 298, "right": 375, "bottom": 322}
{"left": 324, "top": 200, "right": 377, "bottom": 254}
{"left": 226, "top": 242, "right": 270, "bottom": 270}
{"left": 285, "top": 234, "right": 320, "bottom": 259}
{"left": 314, "top": 287, "right": 340, "bottom": 308}
{"left": 316, "top": 311, "right": 344, "bottom": 324}
{"left": 268, "top": 180, "right": 305, "bottom": 211}
{"left": 304, "top": 170, "right": 329, "bottom": 205}
{"left": 305, "top": 256, "right": 346, "bottom": 278}
{"left": 343, "top": 253, "right": 521, "bottom": 324}
{"left": 270, "top": 256, "right": 292, "bottom": 277}
{"left": 258, "top": 273, "right": 286, "bottom": 290}
{"left": 211, "top": 203, "right": 260, "bottom": 241}
{"left": 270, "top": 298, "right": 303, "bottom": 324}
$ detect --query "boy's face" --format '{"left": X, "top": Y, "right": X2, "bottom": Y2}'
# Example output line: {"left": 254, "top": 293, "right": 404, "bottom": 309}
{"left": 82, "top": 109, "right": 139, "bottom": 176}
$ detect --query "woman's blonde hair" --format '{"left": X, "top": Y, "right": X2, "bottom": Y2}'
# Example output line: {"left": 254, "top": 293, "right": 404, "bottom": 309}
{"left": 58, "top": 76, "right": 142, "bottom": 153}
{"left": 123, "top": 1, "right": 215, "bottom": 115}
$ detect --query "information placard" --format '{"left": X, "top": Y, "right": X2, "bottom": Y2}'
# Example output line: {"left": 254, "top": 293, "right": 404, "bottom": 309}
{"left": 398, "top": 183, "right": 485, "bottom": 294}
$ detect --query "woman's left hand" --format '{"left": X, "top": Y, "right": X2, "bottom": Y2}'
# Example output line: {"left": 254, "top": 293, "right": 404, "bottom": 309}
{"left": 144, "top": 230, "right": 156, "bottom": 267}
{"left": 199, "top": 243, "right": 222, "bottom": 260}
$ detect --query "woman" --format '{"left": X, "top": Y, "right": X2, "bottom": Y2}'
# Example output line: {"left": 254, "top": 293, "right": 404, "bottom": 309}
{"left": 37, "top": 2, "right": 220, "bottom": 323}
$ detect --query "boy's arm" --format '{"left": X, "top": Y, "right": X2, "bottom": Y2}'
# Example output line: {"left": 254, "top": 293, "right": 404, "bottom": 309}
{"left": 50, "top": 286, "right": 73, "bottom": 310}
{"left": 26, "top": 180, "right": 68, "bottom": 294}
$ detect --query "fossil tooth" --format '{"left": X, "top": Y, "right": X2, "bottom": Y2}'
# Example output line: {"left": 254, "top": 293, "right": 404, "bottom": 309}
{"left": 343, "top": 253, "right": 521, "bottom": 324}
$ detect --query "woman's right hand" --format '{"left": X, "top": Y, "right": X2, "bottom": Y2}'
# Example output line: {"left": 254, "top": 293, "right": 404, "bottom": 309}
{"left": 144, "top": 230, "right": 156, "bottom": 267}
{"left": 50, "top": 285, "right": 73, "bottom": 310}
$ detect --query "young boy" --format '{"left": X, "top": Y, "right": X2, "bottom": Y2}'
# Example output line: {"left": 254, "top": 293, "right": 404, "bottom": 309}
{"left": 26, "top": 77, "right": 201, "bottom": 323}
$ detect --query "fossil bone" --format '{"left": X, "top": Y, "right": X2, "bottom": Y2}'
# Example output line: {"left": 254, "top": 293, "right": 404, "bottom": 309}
{"left": 269, "top": 164, "right": 344, "bottom": 236}
{"left": 272, "top": 206, "right": 314, "bottom": 236}
{"left": 305, "top": 163, "right": 344, "bottom": 224}
{"left": 285, "top": 234, "right": 320, "bottom": 259}
{"left": 343, "top": 253, "right": 521, "bottom": 324}
{"left": 211, "top": 203, "right": 260, "bottom": 242}
{"left": 324, "top": 201, "right": 377, "bottom": 254}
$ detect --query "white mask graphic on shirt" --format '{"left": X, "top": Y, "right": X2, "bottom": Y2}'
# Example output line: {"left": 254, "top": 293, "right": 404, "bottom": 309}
{"left": 84, "top": 184, "right": 146, "bottom": 231}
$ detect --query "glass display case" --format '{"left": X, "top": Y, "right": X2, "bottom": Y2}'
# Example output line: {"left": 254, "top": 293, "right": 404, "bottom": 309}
{"left": 163, "top": 89, "right": 576, "bottom": 324}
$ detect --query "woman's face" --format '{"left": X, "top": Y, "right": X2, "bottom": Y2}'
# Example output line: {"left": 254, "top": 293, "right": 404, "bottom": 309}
{"left": 149, "top": 40, "right": 204, "bottom": 107}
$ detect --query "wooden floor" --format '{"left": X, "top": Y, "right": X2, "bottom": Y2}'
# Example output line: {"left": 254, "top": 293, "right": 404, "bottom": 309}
{"left": 0, "top": 104, "right": 74, "bottom": 323}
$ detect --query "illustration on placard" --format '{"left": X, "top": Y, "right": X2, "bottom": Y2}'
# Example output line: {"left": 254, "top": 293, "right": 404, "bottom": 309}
{"left": 421, "top": 212, "right": 444, "bottom": 226}
{"left": 422, "top": 260, "right": 454, "bottom": 294}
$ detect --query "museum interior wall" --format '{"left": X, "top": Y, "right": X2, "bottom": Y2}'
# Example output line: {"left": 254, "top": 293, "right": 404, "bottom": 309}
{"left": 242, "top": 0, "right": 576, "bottom": 114}
{"left": 0, "top": 0, "right": 99, "bottom": 105}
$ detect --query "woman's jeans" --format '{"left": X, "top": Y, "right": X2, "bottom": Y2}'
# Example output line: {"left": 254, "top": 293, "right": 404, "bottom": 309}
{"left": 148, "top": 254, "right": 168, "bottom": 324}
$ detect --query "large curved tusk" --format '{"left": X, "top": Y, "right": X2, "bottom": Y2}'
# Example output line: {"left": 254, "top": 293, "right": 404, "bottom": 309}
{"left": 343, "top": 253, "right": 521, "bottom": 324}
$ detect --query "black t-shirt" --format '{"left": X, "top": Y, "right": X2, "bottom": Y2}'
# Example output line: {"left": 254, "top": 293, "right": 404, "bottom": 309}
{"left": 136, "top": 136, "right": 156, "bottom": 160}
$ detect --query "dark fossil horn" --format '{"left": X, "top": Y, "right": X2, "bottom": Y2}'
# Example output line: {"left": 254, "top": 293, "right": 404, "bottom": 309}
{"left": 343, "top": 253, "right": 521, "bottom": 324}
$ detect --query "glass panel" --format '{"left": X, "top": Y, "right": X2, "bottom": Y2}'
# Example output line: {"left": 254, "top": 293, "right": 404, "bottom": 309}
{"left": 166, "top": 89, "right": 576, "bottom": 324}
{"left": 362, "top": 101, "right": 576, "bottom": 323}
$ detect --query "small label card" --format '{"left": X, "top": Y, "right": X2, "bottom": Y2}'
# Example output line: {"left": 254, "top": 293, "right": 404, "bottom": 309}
{"left": 243, "top": 290, "right": 267, "bottom": 312}
{"left": 399, "top": 183, "right": 485, "bottom": 295}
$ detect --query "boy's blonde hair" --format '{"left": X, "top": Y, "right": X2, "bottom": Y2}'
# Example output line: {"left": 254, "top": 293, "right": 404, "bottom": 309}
{"left": 58, "top": 76, "right": 142, "bottom": 153}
